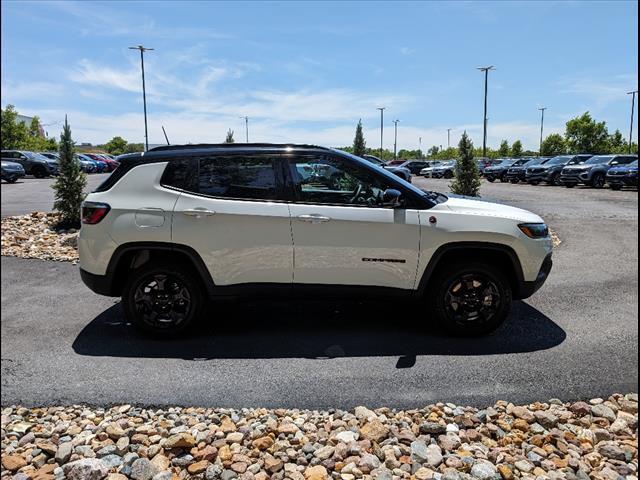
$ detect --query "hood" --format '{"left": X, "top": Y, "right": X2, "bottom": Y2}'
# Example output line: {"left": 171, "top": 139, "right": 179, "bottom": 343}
{"left": 440, "top": 196, "right": 543, "bottom": 223}
{"left": 563, "top": 164, "right": 592, "bottom": 171}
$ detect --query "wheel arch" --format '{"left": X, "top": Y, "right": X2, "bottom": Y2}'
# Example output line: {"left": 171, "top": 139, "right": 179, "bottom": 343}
{"left": 105, "top": 242, "right": 215, "bottom": 297}
{"left": 417, "top": 242, "right": 526, "bottom": 299}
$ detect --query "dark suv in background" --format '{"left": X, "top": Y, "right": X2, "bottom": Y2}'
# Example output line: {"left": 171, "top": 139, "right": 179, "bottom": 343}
{"left": 1, "top": 150, "right": 59, "bottom": 178}
{"left": 605, "top": 159, "right": 638, "bottom": 190}
{"left": 484, "top": 159, "right": 516, "bottom": 182}
{"left": 526, "top": 154, "right": 592, "bottom": 186}
{"left": 560, "top": 154, "right": 637, "bottom": 188}
{"left": 504, "top": 158, "right": 539, "bottom": 183}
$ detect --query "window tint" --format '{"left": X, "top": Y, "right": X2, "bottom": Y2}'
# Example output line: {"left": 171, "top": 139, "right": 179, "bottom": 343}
{"left": 290, "top": 154, "right": 394, "bottom": 207}
{"left": 198, "top": 156, "right": 278, "bottom": 200}
{"left": 161, "top": 158, "right": 197, "bottom": 192}
{"left": 616, "top": 156, "right": 637, "bottom": 165}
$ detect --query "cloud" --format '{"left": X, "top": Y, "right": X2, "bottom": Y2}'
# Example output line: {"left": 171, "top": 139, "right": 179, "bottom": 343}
{"left": 558, "top": 73, "right": 639, "bottom": 108}
{"left": 70, "top": 60, "right": 141, "bottom": 93}
{"left": 400, "top": 47, "right": 415, "bottom": 56}
{"left": 1, "top": 81, "right": 66, "bottom": 101}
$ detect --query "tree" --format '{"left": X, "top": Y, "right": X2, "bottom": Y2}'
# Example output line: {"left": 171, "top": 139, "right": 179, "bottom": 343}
{"left": 511, "top": 140, "right": 523, "bottom": 157}
{"left": 608, "top": 129, "right": 627, "bottom": 153}
{"left": 52, "top": 116, "right": 87, "bottom": 228}
{"left": 124, "top": 143, "right": 144, "bottom": 154}
{"left": 498, "top": 140, "right": 510, "bottom": 157}
{"left": 353, "top": 119, "right": 366, "bottom": 157}
{"left": 225, "top": 129, "right": 235, "bottom": 143}
{"left": 428, "top": 146, "right": 440, "bottom": 157}
{"left": 540, "top": 134, "right": 566, "bottom": 156}
{"left": 449, "top": 132, "right": 481, "bottom": 197}
{"left": 1, "top": 105, "right": 30, "bottom": 150}
{"left": 565, "top": 112, "right": 609, "bottom": 154}
{"left": 103, "top": 136, "right": 128, "bottom": 155}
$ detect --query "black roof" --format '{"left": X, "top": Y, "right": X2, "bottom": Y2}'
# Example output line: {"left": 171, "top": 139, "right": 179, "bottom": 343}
{"left": 146, "top": 143, "right": 332, "bottom": 155}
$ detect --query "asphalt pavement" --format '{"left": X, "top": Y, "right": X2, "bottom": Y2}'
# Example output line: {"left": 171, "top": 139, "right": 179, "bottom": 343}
{"left": 1, "top": 176, "right": 638, "bottom": 408}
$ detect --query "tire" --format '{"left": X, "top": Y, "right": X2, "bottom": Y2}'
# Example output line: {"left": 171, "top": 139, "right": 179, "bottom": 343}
{"left": 610, "top": 184, "right": 622, "bottom": 191}
{"left": 444, "top": 170, "right": 453, "bottom": 179}
{"left": 529, "top": 181, "right": 540, "bottom": 186}
{"left": 5, "top": 177, "right": 18, "bottom": 183}
{"left": 549, "top": 173, "right": 561, "bottom": 186}
{"left": 565, "top": 183, "right": 575, "bottom": 188}
{"left": 122, "top": 262, "right": 205, "bottom": 336}
{"left": 486, "top": 177, "right": 495, "bottom": 183}
{"left": 32, "top": 166, "right": 47, "bottom": 178}
{"left": 499, "top": 175, "right": 508, "bottom": 183}
{"left": 591, "top": 173, "right": 605, "bottom": 189}
{"left": 510, "top": 179, "right": 519, "bottom": 184}
{"left": 427, "top": 262, "right": 512, "bottom": 336}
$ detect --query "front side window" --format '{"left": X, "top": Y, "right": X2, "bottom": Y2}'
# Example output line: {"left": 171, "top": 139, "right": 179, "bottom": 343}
{"left": 290, "top": 154, "right": 394, "bottom": 207}
{"left": 198, "top": 156, "right": 278, "bottom": 200}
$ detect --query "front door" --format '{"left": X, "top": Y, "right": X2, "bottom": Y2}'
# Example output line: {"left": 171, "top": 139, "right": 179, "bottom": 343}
{"left": 171, "top": 154, "right": 293, "bottom": 286}
{"left": 286, "top": 153, "right": 420, "bottom": 290}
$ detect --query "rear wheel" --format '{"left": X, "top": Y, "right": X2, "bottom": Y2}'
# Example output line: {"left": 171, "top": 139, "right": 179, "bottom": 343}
{"left": 4, "top": 177, "right": 18, "bottom": 183}
{"left": 510, "top": 179, "right": 519, "bottom": 184}
{"left": 591, "top": 173, "right": 605, "bottom": 189}
{"left": 444, "top": 170, "right": 454, "bottom": 179}
{"left": 486, "top": 177, "right": 495, "bottom": 183}
{"left": 529, "top": 180, "right": 540, "bottom": 186}
{"left": 427, "top": 262, "right": 512, "bottom": 336}
{"left": 550, "top": 173, "right": 561, "bottom": 186}
{"left": 122, "top": 262, "right": 204, "bottom": 336}
{"left": 565, "top": 183, "right": 576, "bottom": 188}
{"left": 32, "top": 166, "right": 47, "bottom": 178}
{"left": 609, "top": 184, "right": 622, "bottom": 191}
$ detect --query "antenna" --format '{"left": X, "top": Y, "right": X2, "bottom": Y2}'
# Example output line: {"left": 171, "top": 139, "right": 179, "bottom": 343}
{"left": 162, "top": 126, "right": 170, "bottom": 145}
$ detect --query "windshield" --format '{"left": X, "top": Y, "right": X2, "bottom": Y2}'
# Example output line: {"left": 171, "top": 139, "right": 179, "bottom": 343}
{"left": 585, "top": 155, "right": 615, "bottom": 165}
{"left": 362, "top": 155, "right": 385, "bottom": 166}
{"left": 546, "top": 156, "right": 573, "bottom": 165}
{"left": 25, "top": 152, "right": 51, "bottom": 161}
{"left": 630, "top": 160, "right": 638, "bottom": 168}
{"left": 334, "top": 149, "right": 448, "bottom": 205}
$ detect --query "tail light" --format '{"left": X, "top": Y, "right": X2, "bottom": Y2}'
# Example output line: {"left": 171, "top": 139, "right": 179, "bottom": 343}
{"left": 81, "top": 202, "right": 111, "bottom": 224}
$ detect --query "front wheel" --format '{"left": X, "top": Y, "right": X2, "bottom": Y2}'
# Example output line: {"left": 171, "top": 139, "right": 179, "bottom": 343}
{"left": 510, "top": 179, "right": 519, "bottom": 184}
{"left": 486, "top": 177, "right": 495, "bottom": 183}
{"left": 122, "top": 263, "right": 204, "bottom": 336}
{"left": 4, "top": 177, "right": 18, "bottom": 183}
{"left": 529, "top": 180, "right": 540, "bottom": 186}
{"left": 32, "top": 166, "right": 47, "bottom": 178}
{"left": 444, "top": 170, "right": 454, "bottom": 179}
{"left": 427, "top": 262, "right": 512, "bottom": 336}
{"left": 609, "top": 184, "right": 622, "bottom": 191}
{"left": 565, "top": 183, "right": 575, "bottom": 188}
{"left": 591, "top": 173, "right": 605, "bottom": 189}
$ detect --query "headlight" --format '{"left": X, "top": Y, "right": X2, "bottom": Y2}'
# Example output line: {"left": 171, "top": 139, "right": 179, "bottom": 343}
{"left": 518, "top": 223, "right": 549, "bottom": 239}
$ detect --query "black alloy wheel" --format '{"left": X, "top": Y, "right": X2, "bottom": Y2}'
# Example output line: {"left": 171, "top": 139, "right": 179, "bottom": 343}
{"left": 591, "top": 173, "right": 605, "bottom": 189}
{"left": 443, "top": 273, "right": 502, "bottom": 327}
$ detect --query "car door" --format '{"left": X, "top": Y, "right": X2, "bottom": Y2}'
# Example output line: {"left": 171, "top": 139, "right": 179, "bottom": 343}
{"left": 286, "top": 152, "right": 421, "bottom": 290}
{"left": 171, "top": 154, "right": 293, "bottom": 286}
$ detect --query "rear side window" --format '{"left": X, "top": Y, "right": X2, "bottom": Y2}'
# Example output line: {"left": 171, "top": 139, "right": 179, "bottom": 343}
{"left": 198, "top": 156, "right": 278, "bottom": 200}
{"left": 161, "top": 158, "right": 197, "bottom": 191}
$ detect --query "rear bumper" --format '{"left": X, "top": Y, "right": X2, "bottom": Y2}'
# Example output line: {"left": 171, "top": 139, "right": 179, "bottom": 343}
{"left": 80, "top": 268, "right": 115, "bottom": 296}
{"left": 517, "top": 253, "right": 553, "bottom": 299}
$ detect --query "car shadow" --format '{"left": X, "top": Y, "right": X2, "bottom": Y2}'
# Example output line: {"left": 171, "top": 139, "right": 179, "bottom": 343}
{"left": 72, "top": 299, "right": 566, "bottom": 366}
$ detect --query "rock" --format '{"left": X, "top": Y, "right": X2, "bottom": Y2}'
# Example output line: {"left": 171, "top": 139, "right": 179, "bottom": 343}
{"left": 188, "top": 461, "right": 210, "bottom": 474}
{"left": 149, "top": 455, "right": 170, "bottom": 471}
{"left": 591, "top": 404, "right": 616, "bottom": 422}
{"left": 19, "top": 432, "right": 36, "bottom": 446}
{"left": 514, "top": 460, "right": 533, "bottom": 473}
{"left": 221, "top": 470, "right": 238, "bottom": 480}
{"left": 105, "top": 424, "right": 126, "bottom": 440}
{"left": 206, "top": 464, "right": 223, "bottom": 480}
{"left": 496, "top": 464, "right": 513, "bottom": 480}
{"left": 414, "top": 468, "right": 435, "bottom": 480}
{"left": 597, "top": 443, "right": 626, "bottom": 461}
{"left": 163, "top": 432, "right": 196, "bottom": 449}
{"left": 471, "top": 463, "right": 497, "bottom": 480}
{"left": 313, "top": 446, "right": 335, "bottom": 460}
{"left": 63, "top": 459, "right": 110, "bottom": 480}
{"left": 220, "top": 418, "right": 237, "bottom": 433}
{"left": 438, "top": 434, "right": 461, "bottom": 452}
{"left": 410, "top": 440, "right": 429, "bottom": 463}
{"left": 151, "top": 473, "right": 172, "bottom": 480}
{"left": 2, "top": 455, "right": 27, "bottom": 472}
{"left": 360, "top": 420, "right": 389, "bottom": 443}
{"left": 335, "top": 431, "right": 358, "bottom": 443}
{"left": 425, "top": 445, "right": 443, "bottom": 468}
{"left": 372, "top": 468, "right": 393, "bottom": 480}
{"left": 101, "top": 455, "right": 123, "bottom": 469}
{"left": 263, "top": 455, "right": 283, "bottom": 473}
{"left": 251, "top": 436, "right": 274, "bottom": 451}
{"left": 533, "top": 411, "right": 558, "bottom": 429}
{"left": 130, "top": 458, "right": 160, "bottom": 480}
{"left": 107, "top": 475, "right": 128, "bottom": 480}
{"left": 230, "top": 463, "right": 247, "bottom": 474}
{"left": 227, "top": 432, "right": 245, "bottom": 444}
{"left": 354, "top": 407, "right": 377, "bottom": 422}
{"left": 304, "top": 466, "right": 329, "bottom": 480}
{"left": 420, "top": 423, "right": 446, "bottom": 435}
{"left": 511, "top": 407, "right": 535, "bottom": 422}
{"left": 359, "top": 453, "right": 380, "bottom": 473}
{"left": 570, "top": 402, "right": 592, "bottom": 416}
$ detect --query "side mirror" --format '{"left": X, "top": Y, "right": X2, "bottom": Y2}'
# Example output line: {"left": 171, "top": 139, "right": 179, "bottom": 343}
{"left": 611, "top": 161, "right": 619, "bottom": 165}
{"left": 383, "top": 188, "right": 403, "bottom": 207}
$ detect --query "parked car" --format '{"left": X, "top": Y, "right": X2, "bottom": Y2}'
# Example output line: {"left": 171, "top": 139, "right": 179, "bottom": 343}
{"left": 605, "top": 159, "right": 638, "bottom": 190}
{"left": 74, "top": 154, "right": 97, "bottom": 173}
{"left": 362, "top": 154, "right": 411, "bottom": 182}
{"left": 1, "top": 160, "right": 26, "bottom": 183}
{"left": 1, "top": 150, "right": 59, "bottom": 178}
{"left": 85, "top": 153, "right": 118, "bottom": 172}
{"left": 503, "top": 158, "right": 539, "bottom": 183}
{"left": 476, "top": 158, "right": 494, "bottom": 176}
{"left": 526, "top": 154, "right": 592, "bottom": 186}
{"left": 431, "top": 160, "right": 456, "bottom": 179}
{"left": 397, "top": 160, "right": 432, "bottom": 174}
{"left": 79, "top": 143, "right": 553, "bottom": 337}
{"left": 40, "top": 152, "right": 60, "bottom": 161}
{"left": 95, "top": 154, "right": 120, "bottom": 171}
{"left": 560, "top": 154, "right": 638, "bottom": 188}
{"left": 484, "top": 159, "right": 517, "bottom": 182}
{"left": 420, "top": 161, "right": 444, "bottom": 177}
{"left": 79, "top": 154, "right": 108, "bottom": 173}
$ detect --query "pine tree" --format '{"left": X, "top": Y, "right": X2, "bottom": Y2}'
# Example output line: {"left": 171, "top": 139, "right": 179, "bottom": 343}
{"left": 449, "top": 131, "right": 481, "bottom": 197}
{"left": 225, "top": 129, "right": 235, "bottom": 143}
{"left": 353, "top": 119, "right": 366, "bottom": 157}
{"left": 52, "top": 116, "right": 86, "bottom": 228}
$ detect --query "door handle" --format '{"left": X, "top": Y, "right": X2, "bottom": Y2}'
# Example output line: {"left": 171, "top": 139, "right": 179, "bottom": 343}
{"left": 183, "top": 208, "right": 216, "bottom": 218}
{"left": 297, "top": 214, "right": 331, "bottom": 224}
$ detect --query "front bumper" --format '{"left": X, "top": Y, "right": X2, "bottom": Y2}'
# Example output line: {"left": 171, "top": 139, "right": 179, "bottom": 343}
{"left": 525, "top": 171, "right": 553, "bottom": 183}
{"left": 518, "top": 253, "right": 553, "bottom": 299}
{"left": 606, "top": 174, "right": 638, "bottom": 187}
{"left": 560, "top": 170, "right": 591, "bottom": 185}
{"left": 1, "top": 170, "right": 26, "bottom": 181}
{"left": 504, "top": 170, "right": 525, "bottom": 181}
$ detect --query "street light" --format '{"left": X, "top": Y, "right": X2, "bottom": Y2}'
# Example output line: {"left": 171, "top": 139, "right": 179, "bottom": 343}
{"left": 477, "top": 66, "right": 495, "bottom": 158}
{"left": 419, "top": 136, "right": 422, "bottom": 159}
{"left": 628, "top": 91, "right": 638, "bottom": 154}
{"left": 240, "top": 116, "right": 249, "bottom": 142}
{"left": 376, "top": 107, "right": 386, "bottom": 159}
{"left": 392, "top": 119, "right": 400, "bottom": 160}
{"left": 447, "top": 128, "right": 451, "bottom": 149}
{"left": 538, "top": 107, "right": 547, "bottom": 156}
{"left": 129, "top": 45, "right": 154, "bottom": 152}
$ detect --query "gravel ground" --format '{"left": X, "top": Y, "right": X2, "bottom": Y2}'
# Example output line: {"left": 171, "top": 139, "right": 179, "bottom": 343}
{"left": 2, "top": 394, "right": 637, "bottom": 480}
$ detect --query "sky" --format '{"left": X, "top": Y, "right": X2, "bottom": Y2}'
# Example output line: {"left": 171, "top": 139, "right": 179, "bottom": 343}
{"left": 1, "top": 0, "right": 638, "bottom": 151}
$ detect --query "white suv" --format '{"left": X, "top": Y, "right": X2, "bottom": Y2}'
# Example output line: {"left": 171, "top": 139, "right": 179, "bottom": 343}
{"left": 79, "top": 144, "right": 553, "bottom": 336}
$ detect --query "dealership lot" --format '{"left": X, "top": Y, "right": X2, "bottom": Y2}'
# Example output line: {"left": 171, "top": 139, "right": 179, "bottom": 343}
{"left": 1, "top": 175, "right": 638, "bottom": 408}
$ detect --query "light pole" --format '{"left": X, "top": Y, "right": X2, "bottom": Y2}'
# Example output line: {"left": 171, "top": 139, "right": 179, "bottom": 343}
{"left": 392, "top": 119, "right": 399, "bottom": 160}
{"left": 477, "top": 66, "right": 495, "bottom": 158}
{"left": 129, "top": 45, "right": 154, "bottom": 152}
{"left": 538, "top": 107, "right": 547, "bottom": 156}
{"left": 240, "top": 116, "right": 249, "bottom": 142}
{"left": 419, "top": 137, "right": 422, "bottom": 159}
{"left": 628, "top": 91, "right": 638, "bottom": 153}
{"left": 376, "top": 107, "right": 386, "bottom": 159}
{"left": 447, "top": 128, "right": 451, "bottom": 149}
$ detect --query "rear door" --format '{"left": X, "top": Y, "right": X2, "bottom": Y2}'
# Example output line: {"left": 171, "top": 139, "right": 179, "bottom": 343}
{"left": 286, "top": 152, "right": 420, "bottom": 290}
{"left": 171, "top": 154, "right": 293, "bottom": 286}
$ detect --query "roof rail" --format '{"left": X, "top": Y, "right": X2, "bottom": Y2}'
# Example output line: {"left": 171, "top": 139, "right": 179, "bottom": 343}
{"left": 147, "top": 143, "right": 332, "bottom": 153}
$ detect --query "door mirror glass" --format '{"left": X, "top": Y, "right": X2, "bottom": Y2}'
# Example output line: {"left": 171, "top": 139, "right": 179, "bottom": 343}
{"left": 383, "top": 188, "right": 403, "bottom": 207}
{"left": 611, "top": 161, "right": 619, "bottom": 165}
